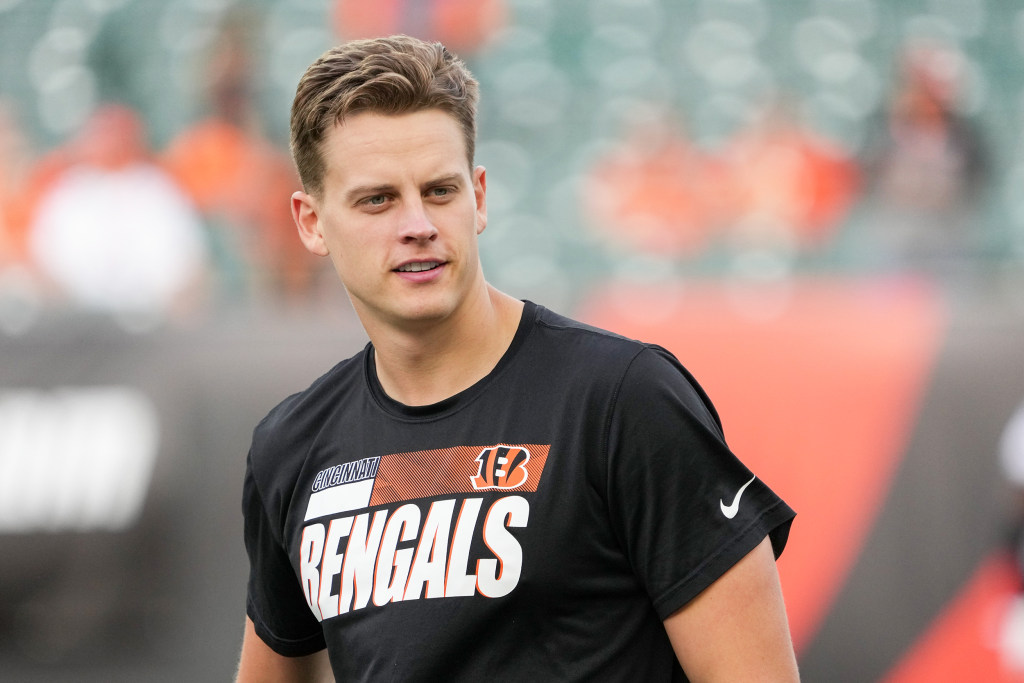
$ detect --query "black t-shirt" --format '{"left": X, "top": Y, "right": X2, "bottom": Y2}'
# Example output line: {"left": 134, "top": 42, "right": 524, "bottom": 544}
{"left": 243, "top": 301, "right": 794, "bottom": 681}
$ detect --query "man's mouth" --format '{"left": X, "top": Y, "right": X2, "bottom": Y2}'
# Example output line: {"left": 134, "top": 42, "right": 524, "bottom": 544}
{"left": 396, "top": 261, "right": 443, "bottom": 273}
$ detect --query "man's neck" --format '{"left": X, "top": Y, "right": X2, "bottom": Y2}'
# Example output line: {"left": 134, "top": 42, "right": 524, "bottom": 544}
{"left": 368, "top": 286, "right": 525, "bottom": 407}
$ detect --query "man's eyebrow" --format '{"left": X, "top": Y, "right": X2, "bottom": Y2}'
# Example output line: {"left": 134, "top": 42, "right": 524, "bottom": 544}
{"left": 345, "top": 183, "right": 396, "bottom": 204}
{"left": 423, "top": 173, "right": 464, "bottom": 188}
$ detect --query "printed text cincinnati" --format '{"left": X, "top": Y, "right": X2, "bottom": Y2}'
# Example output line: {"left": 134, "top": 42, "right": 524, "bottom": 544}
{"left": 312, "top": 457, "right": 381, "bottom": 493}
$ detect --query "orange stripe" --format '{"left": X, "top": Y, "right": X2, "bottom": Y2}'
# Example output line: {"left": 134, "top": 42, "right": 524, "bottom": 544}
{"left": 578, "top": 275, "right": 948, "bottom": 653}
{"left": 368, "top": 444, "right": 550, "bottom": 507}
{"left": 882, "top": 552, "right": 1024, "bottom": 683}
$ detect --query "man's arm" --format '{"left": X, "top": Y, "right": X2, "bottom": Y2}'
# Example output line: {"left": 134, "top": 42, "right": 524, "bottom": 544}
{"left": 663, "top": 537, "right": 799, "bottom": 682}
{"left": 235, "top": 617, "right": 333, "bottom": 683}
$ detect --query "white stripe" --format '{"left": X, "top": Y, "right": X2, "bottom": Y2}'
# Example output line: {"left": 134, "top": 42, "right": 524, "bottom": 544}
{"left": 0, "top": 387, "right": 159, "bottom": 533}
{"left": 304, "top": 479, "right": 375, "bottom": 521}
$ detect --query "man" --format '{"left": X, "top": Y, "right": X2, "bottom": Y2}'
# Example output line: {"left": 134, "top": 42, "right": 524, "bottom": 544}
{"left": 237, "top": 35, "right": 799, "bottom": 682}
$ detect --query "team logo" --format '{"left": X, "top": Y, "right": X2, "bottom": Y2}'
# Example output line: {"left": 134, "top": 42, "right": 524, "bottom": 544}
{"left": 470, "top": 445, "right": 531, "bottom": 490}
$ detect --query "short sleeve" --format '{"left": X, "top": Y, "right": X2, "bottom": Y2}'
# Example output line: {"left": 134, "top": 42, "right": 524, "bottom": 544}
{"left": 604, "top": 346, "right": 795, "bottom": 620}
{"left": 242, "top": 451, "right": 327, "bottom": 656}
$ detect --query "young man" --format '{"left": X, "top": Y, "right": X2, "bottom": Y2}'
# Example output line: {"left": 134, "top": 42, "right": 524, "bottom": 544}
{"left": 237, "top": 35, "right": 799, "bottom": 682}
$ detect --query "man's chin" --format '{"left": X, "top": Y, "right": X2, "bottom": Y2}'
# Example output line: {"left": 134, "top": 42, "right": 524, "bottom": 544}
{"left": 364, "top": 298, "right": 458, "bottom": 330}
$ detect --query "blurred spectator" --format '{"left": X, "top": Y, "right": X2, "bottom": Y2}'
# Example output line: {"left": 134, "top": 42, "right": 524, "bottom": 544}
{"left": 719, "top": 98, "right": 860, "bottom": 256}
{"left": 27, "top": 104, "right": 208, "bottom": 326}
{"left": 0, "top": 102, "right": 44, "bottom": 334}
{"left": 857, "top": 40, "right": 990, "bottom": 271}
{"left": 332, "top": 0, "right": 507, "bottom": 55}
{"left": 1001, "top": 400, "right": 1024, "bottom": 583}
{"left": 999, "top": 398, "right": 1024, "bottom": 670}
{"left": 162, "top": 8, "right": 317, "bottom": 304}
{"left": 0, "top": 102, "right": 36, "bottom": 268}
{"left": 581, "top": 104, "right": 730, "bottom": 257}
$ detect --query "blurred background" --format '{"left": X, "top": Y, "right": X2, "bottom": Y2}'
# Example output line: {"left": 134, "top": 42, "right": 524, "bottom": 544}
{"left": 1, "top": 0, "right": 1024, "bottom": 680}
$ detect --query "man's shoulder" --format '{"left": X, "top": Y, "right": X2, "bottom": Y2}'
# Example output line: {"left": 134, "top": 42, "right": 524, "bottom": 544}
{"left": 250, "top": 347, "right": 368, "bottom": 461}
{"left": 531, "top": 304, "right": 648, "bottom": 356}
{"left": 528, "top": 304, "right": 684, "bottom": 381}
{"left": 529, "top": 303, "right": 717, "bottom": 420}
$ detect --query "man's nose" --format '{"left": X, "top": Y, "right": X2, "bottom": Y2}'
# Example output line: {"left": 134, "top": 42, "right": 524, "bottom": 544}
{"left": 398, "top": 198, "right": 438, "bottom": 242}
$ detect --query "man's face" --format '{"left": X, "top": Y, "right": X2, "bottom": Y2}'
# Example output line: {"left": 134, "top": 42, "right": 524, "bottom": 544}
{"left": 294, "top": 109, "right": 487, "bottom": 331}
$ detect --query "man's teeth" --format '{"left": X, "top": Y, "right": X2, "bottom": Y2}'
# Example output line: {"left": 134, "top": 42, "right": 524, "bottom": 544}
{"left": 398, "top": 262, "right": 439, "bottom": 272}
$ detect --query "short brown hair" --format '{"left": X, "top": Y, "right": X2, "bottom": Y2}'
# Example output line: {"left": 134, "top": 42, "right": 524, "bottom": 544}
{"left": 290, "top": 35, "right": 480, "bottom": 197}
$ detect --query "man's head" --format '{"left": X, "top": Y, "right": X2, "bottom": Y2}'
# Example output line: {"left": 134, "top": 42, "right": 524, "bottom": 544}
{"left": 290, "top": 35, "right": 479, "bottom": 198}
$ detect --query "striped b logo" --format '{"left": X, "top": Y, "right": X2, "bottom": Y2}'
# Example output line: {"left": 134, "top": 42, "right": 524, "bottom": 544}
{"left": 470, "top": 445, "right": 530, "bottom": 490}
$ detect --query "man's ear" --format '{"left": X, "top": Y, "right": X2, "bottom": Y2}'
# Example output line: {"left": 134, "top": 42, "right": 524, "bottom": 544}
{"left": 473, "top": 165, "right": 487, "bottom": 235}
{"left": 291, "top": 190, "right": 330, "bottom": 257}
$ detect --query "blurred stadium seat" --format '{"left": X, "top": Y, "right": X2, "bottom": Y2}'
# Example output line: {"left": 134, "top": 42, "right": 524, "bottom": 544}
{"left": 1, "top": 0, "right": 1021, "bottom": 299}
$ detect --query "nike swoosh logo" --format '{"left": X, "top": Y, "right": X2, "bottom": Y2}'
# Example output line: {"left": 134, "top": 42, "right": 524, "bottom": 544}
{"left": 720, "top": 476, "right": 756, "bottom": 519}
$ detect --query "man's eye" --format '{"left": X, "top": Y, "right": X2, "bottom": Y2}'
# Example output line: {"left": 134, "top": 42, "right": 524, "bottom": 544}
{"left": 429, "top": 187, "right": 451, "bottom": 198}
{"left": 366, "top": 195, "right": 387, "bottom": 206}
